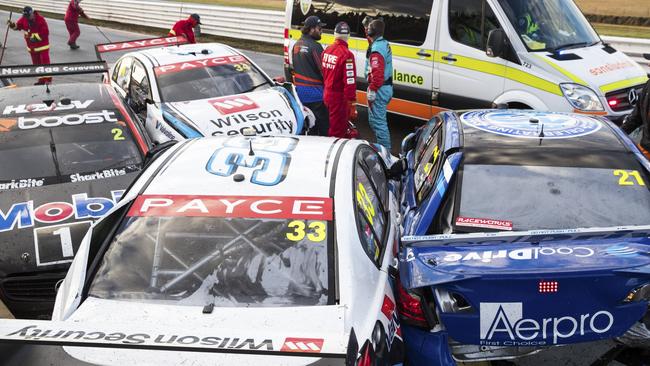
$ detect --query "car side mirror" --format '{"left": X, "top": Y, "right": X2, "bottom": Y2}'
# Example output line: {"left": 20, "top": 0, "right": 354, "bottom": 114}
{"left": 644, "top": 53, "right": 650, "bottom": 61}
{"left": 144, "top": 140, "right": 178, "bottom": 165}
{"left": 486, "top": 29, "right": 507, "bottom": 58}
{"left": 388, "top": 158, "right": 407, "bottom": 180}
{"left": 144, "top": 97, "right": 154, "bottom": 105}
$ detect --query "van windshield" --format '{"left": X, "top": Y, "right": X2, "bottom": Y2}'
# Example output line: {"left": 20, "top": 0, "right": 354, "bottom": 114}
{"left": 497, "top": 0, "right": 599, "bottom": 52}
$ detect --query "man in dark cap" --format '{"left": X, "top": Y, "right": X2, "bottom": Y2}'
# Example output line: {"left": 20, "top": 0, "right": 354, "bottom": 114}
{"left": 322, "top": 22, "right": 358, "bottom": 139}
{"left": 291, "top": 16, "right": 329, "bottom": 135}
{"left": 8, "top": 7, "right": 51, "bottom": 84}
{"left": 168, "top": 13, "right": 201, "bottom": 44}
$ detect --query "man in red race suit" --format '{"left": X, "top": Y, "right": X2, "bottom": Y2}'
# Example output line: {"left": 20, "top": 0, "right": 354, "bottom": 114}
{"left": 8, "top": 6, "right": 51, "bottom": 84}
{"left": 321, "top": 21, "right": 358, "bottom": 138}
{"left": 168, "top": 14, "right": 201, "bottom": 44}
{"left": 64, "top": 0, "right": 89, "bottom": 50}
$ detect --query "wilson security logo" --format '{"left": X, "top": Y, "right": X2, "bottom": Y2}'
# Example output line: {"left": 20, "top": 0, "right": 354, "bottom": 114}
{"left": 479, "top": 303, "right": 614, "bottom": 346}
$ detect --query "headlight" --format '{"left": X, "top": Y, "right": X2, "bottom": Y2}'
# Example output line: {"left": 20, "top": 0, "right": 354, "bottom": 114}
{"left": 624, "top": 283, "right": 650, "bottom": 303}
{"left": 560, "top": 83, "right": 604, "bottom": 111}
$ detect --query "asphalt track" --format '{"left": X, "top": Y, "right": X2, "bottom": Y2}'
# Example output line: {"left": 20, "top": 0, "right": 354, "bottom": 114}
{"left": 0, "top": 9, "right": 639, "bottom": 366}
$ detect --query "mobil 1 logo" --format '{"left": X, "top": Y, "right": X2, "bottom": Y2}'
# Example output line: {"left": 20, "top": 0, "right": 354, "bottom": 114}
{"left": 33, "top": 221, "right": 92, "bottom": 266}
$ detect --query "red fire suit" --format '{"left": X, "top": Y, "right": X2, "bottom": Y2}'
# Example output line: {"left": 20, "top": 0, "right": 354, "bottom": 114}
{"left": 14, "top": 12, "right": 51, "bottom": 84}
{"left": 322, "top": 39, "right": 357, "bottom": 138}
{"left": 64, "top": 1, "right": 88, "bottom": 45}
{"left": 168, "top": 17, "right": 198, "bottom": 44}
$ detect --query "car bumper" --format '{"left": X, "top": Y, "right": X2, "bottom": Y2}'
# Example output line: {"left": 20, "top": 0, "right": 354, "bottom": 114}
{"left": 401, "top": 325, "right": 455, "bottom": 366}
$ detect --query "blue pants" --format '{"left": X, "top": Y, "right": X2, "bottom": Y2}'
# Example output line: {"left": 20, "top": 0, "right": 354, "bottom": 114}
{"left": 369, "top": 85, "right": 393, "bottom": 150}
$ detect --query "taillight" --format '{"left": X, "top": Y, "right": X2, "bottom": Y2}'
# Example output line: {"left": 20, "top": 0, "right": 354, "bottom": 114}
{"left": 395, "top": 277, "right": 429, "bottom": 328}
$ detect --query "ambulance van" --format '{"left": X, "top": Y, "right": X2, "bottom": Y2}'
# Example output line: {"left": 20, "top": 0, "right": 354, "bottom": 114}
{"left": 284, "top": 0, "right": 648, "bottom": 123}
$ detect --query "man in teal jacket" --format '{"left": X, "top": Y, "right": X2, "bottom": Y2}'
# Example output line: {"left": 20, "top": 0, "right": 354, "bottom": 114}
{"left": 365, "top": 19, "right": 393, "bottom": 150}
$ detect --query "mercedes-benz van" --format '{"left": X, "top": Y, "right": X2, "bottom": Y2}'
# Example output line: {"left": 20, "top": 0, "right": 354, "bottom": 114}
{"left": 284, "top": 0, "right": 648, "bottom": 122}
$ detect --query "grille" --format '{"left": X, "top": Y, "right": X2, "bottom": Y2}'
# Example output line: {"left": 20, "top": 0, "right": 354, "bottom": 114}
{"left": 1, "top": 273, "right": 64, "bottom": 302}
{"left": 606, "top": 84, "right": 645, "bottom": 112}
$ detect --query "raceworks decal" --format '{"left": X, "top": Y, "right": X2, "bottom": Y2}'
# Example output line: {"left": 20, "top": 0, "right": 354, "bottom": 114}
{"left": 5, "top": 325, "right": 273, "bottom": 350}
{"left": 207, "top": 96, "right": 296, "bottom": 136}
{"left": 3, "top": 100, "right": 94, "bottom": 115}
{"left": 0, "top": 191, "right": 123, "bottom": 233}
{"left": 461, "top": 111, "right": 602, "bottom": 139}
{"left": 127, "top": 195, "right": 333, "bottom": 221}
{"left": 479, "top": 302, "right": 614, "bottom": 346}
{"left": 155, "top": 55, "right": 247, "bottom": 75}
{"left": 17, "top": 110, "right": 119, "bottom": 130}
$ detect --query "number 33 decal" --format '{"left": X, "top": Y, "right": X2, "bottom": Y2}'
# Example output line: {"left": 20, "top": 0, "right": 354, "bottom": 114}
{"left": 286, "top": 220, "right": 326, "bottom": 242}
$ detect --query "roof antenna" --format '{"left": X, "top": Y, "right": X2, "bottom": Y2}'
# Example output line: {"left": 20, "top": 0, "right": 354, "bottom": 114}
{"left": 538, "top": 124, "right": 545, "bottom": 146}
{"left": 248, "top": 140, "right": 255, "bottom": 156}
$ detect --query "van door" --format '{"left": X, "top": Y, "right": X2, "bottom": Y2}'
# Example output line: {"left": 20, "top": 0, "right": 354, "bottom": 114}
{"left": 354, "top": 0, "right": 437, "bottom": 121}
{"left": 436, "top": 0, "right": 506, "bottom": 109}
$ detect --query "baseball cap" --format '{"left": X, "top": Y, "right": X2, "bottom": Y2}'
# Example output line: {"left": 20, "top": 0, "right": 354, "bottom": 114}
{"left": 190, "top": 13, "right": 201, "bottom": 24}
{"left": 303, "top": 16, "right": 326, "bottom": 28}
{"left": 22, "top": 6, "right": 33, "bottom": 16}
{"left": 334, "top": 22, "right": 350, "bottom": 36}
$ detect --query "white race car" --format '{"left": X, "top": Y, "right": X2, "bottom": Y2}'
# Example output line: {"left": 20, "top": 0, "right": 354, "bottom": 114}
{"left": 0, "top": 135, "right": 404, "bottom": 365}
{"left": 97, "top": 36, "right": 313, "bottom": 143}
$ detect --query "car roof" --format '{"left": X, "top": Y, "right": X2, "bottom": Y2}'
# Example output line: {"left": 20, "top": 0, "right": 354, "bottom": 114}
{"left": 142, "top": 136, "right": 354, "bottom": 198}
{"left": 0, "top": 83, "right": 120, "bottom": 110}
{"left": 455, "top": 110, "right": 637, "bottom": 169}
{"left": 133, "top": 43, "right": 242, "bottom": 67}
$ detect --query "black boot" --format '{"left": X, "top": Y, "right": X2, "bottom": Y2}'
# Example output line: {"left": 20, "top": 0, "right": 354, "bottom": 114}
{"left": 70, "top": 43, "right": 80, "bottom": 50}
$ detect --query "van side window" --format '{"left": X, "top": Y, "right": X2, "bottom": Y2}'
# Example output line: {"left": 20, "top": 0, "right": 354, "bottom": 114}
{"left": 291, "top": 1, "right": 361, "bottom": 37}
{"left": 356, "top": 1, "right": 434, "bottom": 46}
{"left": 449, "top": 0, "right": 501, "bottom": 50}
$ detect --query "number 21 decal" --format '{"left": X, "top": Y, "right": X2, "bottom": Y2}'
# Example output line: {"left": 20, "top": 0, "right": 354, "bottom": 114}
{"left": 614, "top": 170, "right": 646, "bottom": 186}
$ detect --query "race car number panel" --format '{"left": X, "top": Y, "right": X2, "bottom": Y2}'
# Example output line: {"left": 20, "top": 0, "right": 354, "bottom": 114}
{"left": 34, "top": 221, "right": 92, "bottom": 266}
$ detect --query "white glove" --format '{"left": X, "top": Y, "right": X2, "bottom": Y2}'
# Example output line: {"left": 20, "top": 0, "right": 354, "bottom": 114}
{"left": 367, "top": 89, "right": 377, "bottom": 102}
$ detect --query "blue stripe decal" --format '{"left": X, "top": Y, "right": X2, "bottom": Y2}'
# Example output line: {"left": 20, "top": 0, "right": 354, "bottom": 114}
{"left": 161, "top": 107, "right": 202, "bottom": 138}
{"left": 273, "top": 86, "right": 304, "bottom": 134}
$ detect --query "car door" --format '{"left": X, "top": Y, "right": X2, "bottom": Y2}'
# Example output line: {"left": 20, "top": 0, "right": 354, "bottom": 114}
{"left": 436, "top": 0, "right": 506, "bottom": 109}
{"left": 128, "top": 60, "right": 153, "bottom": 122}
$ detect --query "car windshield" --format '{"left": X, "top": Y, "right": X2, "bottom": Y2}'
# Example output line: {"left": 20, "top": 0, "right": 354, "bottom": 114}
{"left": 497, "top": 0, "right": 600, "bottom": 51}
{"left": 456, "top": 165, "right": 650, "bottom": 232}
{"left": 0, "top": 110, "right": 142, "bottom": 188}
{"left": 89, "top": 211, "right": 331, "bottom": 307}
{"left": 155, "top": 57, "right": 270, "bottom": 103}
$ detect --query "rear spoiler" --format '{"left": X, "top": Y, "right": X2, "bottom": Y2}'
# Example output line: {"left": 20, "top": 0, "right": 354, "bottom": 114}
{"left": 402, "top": 225, "right": 650, "bottom": 246}
{"left": 95, "top": 36, "right": 188, "bottom": 59}
{"left": 0, "top": 61, "right": 108, "bottom": 78}
{"left": 0, "top": 318, "right": 347, "bottom": 358}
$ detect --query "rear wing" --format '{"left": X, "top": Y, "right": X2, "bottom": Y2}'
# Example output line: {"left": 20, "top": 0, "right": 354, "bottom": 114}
{"left": 0, "top": 61, "right": 108, "bottom": 79}
{"left": 0, "top": 318, "right": 347, "bottom": 359}
{"left": 402, "top": 225, "right": 650, "bottom": 246}
{"left": 95, "top": 36, "right": 188, "bottom": 60}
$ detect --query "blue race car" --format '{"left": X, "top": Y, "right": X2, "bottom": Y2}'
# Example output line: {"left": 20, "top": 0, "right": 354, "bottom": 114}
{"left": 396, "top": 109, "right": 650, "bottom": 364}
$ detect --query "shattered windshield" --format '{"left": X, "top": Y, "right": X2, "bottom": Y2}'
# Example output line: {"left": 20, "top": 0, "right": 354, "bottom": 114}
{"left": 89, "top": 197, "right": 331, "bottom": 307}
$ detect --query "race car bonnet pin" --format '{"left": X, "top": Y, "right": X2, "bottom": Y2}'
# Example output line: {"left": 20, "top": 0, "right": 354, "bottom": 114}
{"left": 461, "top": 111, "right": 601, "bottom": 139}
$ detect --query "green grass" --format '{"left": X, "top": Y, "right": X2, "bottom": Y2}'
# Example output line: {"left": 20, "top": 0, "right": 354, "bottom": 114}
{"left": 592, "top": 23, "right": 650, "bottom": 39}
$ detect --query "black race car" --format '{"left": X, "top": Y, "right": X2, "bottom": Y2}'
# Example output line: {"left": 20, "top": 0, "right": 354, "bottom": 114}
{"left": 0, "top": 62, "right": 152, "bottom": 319}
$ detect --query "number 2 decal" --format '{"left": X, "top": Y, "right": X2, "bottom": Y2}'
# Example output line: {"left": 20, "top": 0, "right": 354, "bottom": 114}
{"left": 112, "top": 128, "right": 125, "bottom": 141}
{"left": 614, "top": 170, "right": 646, "bottom": 186}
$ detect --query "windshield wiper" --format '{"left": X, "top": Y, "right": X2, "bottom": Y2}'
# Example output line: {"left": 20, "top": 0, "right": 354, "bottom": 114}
{"left": 551, "top": 41, "right": 590, "bottom": 53}
{"left": 241, "top": 81, "right": 270, "bottom": 94}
